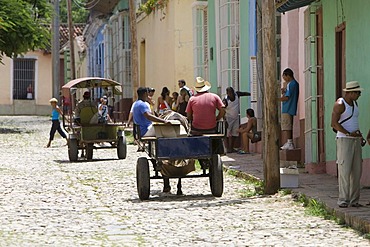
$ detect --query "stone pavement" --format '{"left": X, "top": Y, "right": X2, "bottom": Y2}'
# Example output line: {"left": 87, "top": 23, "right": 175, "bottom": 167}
{"left": 0, "top": 116, "right": 369, "bottom": 246}
{"left": 223, "top": 152, "right": 370, "bottom": 234}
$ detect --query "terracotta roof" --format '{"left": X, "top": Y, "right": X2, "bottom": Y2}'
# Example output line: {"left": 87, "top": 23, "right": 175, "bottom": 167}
{"left": 59, "top": 23, "right": 85, "bottom": 48}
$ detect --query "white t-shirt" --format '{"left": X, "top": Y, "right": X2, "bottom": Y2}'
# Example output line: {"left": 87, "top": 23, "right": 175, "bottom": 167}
{"left": 225, "top": 93, "right": 240, "bottom": 120}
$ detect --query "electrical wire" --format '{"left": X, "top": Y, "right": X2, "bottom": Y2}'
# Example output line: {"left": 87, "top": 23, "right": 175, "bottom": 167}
{"left": 72, "top": 0, "right": 101, "bottom": 10}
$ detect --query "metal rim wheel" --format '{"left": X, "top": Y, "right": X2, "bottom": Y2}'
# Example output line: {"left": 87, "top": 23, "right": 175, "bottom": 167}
{"left": 209, "top": 154, "right": 223, "bottom": 197}
{"left": 68, "top": 139, "right": 78, "bottom": 162}
{"left": 117, "top": 136, "right": 127, "bottom": 159}
{"left": 136, "top": 157, "right": 150, "bottom": 200}
{"left": 86, "top": 143, "right": 93, "bottom": 160}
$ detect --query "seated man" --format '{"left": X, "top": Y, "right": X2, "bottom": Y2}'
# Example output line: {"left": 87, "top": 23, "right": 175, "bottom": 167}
{"left": 186, "top": 77, "right": 225, "bottom": 134}
{"left": 74, "top": 91, "right": 95, "bottom": 124}
{"left": 133, "top": 87, "right": 170, "bottom": 137}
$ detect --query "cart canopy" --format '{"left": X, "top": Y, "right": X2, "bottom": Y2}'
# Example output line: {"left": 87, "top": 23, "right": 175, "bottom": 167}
{"left": 62, "top": 77, "right": 122, "bottom": 96}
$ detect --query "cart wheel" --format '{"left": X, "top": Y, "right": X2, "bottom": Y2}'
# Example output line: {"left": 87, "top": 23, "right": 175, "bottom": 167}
{"left": 209, "top": 154, "right": 223, "bottom": 197}
{"left": 137, "top": 157, "right": 150, "bottom": 200}
{"left": 86, "top": 143, "right": 93, "bottom": 160}
{"left": 117, "top": 136, "right": 127, "bottom": 159}
{"left": 68, "top": 139, "right": 78, "bottom": 162}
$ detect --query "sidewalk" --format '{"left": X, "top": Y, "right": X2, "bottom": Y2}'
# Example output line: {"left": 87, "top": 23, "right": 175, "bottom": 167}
{"left": 222, "top": 152, "right": 370, "bottom": 234}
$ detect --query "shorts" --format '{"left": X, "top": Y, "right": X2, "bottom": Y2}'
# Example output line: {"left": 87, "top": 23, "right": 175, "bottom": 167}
{"left": 281, "top": 113, "right": 293, "bottom": 131}
{"left": 226, "top": 117, "right": 239, "bottom": 137}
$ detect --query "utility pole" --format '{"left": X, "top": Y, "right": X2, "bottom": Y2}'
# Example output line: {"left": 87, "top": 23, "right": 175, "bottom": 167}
{"left": 256, "top": 0, "right": 264, "bottom": 158}
{"left": 52, "top": 0, "right": 60, "bottom": 98}
{"left": 67, "top": 0, "right": 76, "bottom": 80}
{"left": 262, "top": 0, "right": 280, "bottom": 194}
{"left": 129, "top": 0, "right": 139, "bottom": 97}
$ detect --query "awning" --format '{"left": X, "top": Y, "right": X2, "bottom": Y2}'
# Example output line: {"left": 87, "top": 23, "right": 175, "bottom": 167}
{"left": 276, "top": 0, "right": 316, "bottom": 13}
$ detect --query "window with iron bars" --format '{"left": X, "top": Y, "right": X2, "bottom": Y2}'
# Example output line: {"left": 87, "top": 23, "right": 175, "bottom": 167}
{"left": 218, "top": 0, "right": 240, "bottom": 91}
{"left": 192, "top": 2, "right": 209, "bottom": 80}
{"left": 13, "top": 58, "right": 36, "bottom": 100}
{"left": 103, "top": 11, "right": 132, "bottom": 98}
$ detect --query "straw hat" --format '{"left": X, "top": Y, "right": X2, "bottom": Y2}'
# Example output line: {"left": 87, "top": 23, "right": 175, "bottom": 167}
{"left": 343, "top": 81, "right": 364, "bottom": 92}
{"left": 194, "top": 77, "right": 211, "bottom": 93}
{"left": 49, "top": 98, "right": 58, "bottom": 103}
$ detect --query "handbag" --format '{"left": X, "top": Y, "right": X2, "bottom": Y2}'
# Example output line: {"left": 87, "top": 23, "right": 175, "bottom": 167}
{"left": 332, "top": 101, "right": 356, "bottom": 133}
{"left": 251, "top": 131, "right": 262, "bottom": 143}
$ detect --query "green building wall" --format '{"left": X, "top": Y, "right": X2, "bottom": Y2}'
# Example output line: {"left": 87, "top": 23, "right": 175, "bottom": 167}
{"left": 322, "top": 0, "right": 370, "bottom": 162}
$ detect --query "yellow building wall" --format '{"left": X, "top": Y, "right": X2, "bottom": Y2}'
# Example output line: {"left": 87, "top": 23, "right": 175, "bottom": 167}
{"left": 0, "top": 51, "right": 53, "bottom": 115}
{"left": 0, "top": 57, "right": 12, "bottom": 105}
{"left": 136, "top": 0, "right": 195, "bottom": 100}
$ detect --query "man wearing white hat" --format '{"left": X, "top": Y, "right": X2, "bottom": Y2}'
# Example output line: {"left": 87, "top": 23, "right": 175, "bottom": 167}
{"left": 331, "top": 81, "right": 365, "bottom": 208}
{"left": 186, "top": 77, "right": 225, "bottom": 134}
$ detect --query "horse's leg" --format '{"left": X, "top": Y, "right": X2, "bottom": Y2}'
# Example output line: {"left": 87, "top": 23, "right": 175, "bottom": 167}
{"left": 177, "top": 178, "right": 183, "bottom": 195}
{"left": 163, "top": 177, "right": 171, "bottom": 193}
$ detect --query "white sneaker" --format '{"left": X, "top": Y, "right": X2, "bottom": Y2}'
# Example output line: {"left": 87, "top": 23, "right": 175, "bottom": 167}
{"left": 280, "top": 142, "right": 289, "bottom": 150}
{"left": 281, "top": 141, "right": 295, "bottom": 150}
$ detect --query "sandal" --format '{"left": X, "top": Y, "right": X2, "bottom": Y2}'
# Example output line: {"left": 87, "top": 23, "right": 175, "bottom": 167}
{"left": 237, "top": 150, "right": 250, "bottom": 154}
{"left": 338, "top": 202, "right": 348, "bottom": 208}
{"left": 351, "top": 203, "right": 363, "bottom": 208}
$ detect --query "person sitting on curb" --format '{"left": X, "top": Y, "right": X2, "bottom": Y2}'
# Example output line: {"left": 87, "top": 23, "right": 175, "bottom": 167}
{"left": 237, "top": 108, "right": 258, "bottom": 154}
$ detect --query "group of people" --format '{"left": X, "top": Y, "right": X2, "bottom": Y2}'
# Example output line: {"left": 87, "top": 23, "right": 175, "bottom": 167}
{"left": 156, "top": 79, "right": 193, "bottom": 116}
{"left": 131, "top": 77, "right": 261, "bottom": 155}
{"left": 132, "top": 77, "right": 224, "bottom": 138}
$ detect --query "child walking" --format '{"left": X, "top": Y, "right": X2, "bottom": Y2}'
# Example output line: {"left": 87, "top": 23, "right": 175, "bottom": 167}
{"left": 46, "top": 98, "right": 68, "bottom": 148}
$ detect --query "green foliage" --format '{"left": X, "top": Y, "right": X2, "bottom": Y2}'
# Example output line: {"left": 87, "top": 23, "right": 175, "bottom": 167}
{"left": 0, "top": 0, "right": 51, "bottom": 61}
{"left": 59, "top": 0, "right": 89, "bottom": 24}
{"left": 226, "top": 169, "right": 265, "bottom": 197}
{"left": 125, "top": 131, "right": 134, "bottom": 145}
{"left": 138, "top": 0, "right": 168, "bottom": 16}
{"left": 295, "top": 194, "right": 344, "bottom": 224}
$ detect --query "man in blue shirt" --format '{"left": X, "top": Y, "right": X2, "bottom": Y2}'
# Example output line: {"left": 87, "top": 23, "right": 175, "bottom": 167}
{"left": 133, "top": 87, "right": 169, "bottom": 137}
{"left": 280, "top": 68, "right": 299, "bottom": 150}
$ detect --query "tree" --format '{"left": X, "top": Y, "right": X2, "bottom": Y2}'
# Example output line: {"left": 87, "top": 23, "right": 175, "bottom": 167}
{"left": 0, "top": 0, "right": 51, "bottom": 62}
{"left": 60, "top": 0, "right": 89, "bottom": 23}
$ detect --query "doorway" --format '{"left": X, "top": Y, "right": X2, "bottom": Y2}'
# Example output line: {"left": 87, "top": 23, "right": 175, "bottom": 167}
{"left": 335, "top": 22, "right": 346, "bottom": 99}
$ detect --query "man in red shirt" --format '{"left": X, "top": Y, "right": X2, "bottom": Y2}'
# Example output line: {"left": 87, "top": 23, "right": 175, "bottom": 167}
{"left": 186, "top": 77, "right": 225, "bottom": 134}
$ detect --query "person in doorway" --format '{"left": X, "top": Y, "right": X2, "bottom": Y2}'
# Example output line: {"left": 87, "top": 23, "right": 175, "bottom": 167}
{"left": 331, "top": 81, "right": 365, "bottom": 208}
{"left": 222, "top": 86, "right": 250, "bottom": 153}
{"left": 27, "top": 84, "right": 33, "bottom": 99}
{"left": 186, "top": 77, "right": 225, "bottom": 134}
{"left": 280, "top": 68, "right": 299, "bottom": 150}
{"left": 237, "top": 108, "right": 258, "bottom": 154}
{"left": 46, "top": 98, "right": 68, "bottom": 148}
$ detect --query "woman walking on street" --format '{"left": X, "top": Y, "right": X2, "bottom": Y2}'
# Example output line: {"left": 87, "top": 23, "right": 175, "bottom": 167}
{"left": 46, "top": 98, "right": 67, "bottom": 148}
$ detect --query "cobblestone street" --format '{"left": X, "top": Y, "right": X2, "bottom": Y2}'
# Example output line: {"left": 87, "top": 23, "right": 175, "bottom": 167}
{"left": 0, "top": 116, "right": 368, "bottom": 246}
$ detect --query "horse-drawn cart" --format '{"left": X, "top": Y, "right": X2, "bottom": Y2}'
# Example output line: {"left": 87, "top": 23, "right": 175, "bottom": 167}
{"left": 62, "top": 77, "right": 127, "bottom": 162}
{"left": 136, "top": 122, "right": 225, "bottom": 200}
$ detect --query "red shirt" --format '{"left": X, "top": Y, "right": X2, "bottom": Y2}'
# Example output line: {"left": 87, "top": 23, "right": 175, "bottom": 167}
{"left": 186, "top": 92, "right": 224, "bottom": 130}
